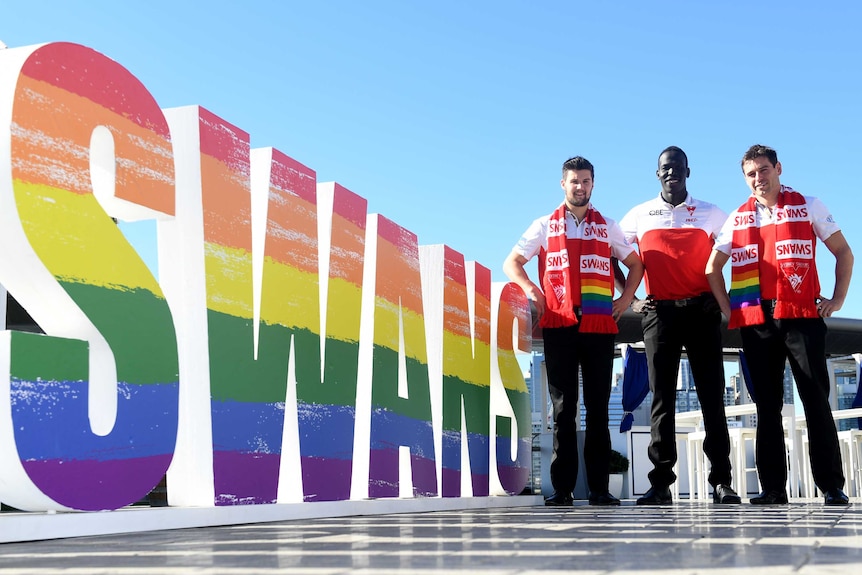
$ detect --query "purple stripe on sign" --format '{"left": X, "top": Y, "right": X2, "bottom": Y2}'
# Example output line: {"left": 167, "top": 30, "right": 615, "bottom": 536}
{"left": 213, "top": 450, "right": 281, "bottom": 505}
{"left": 22, "top": 454, "right": 172, "bottom": 511}
{"left": 300, "top": 456, "right": 353, "bottom": 502}
{"left": 496, "top": 437, "right": 531, "bottom": 495}
{"left": 368, "top": 448, "right": 437, "bottom": 498}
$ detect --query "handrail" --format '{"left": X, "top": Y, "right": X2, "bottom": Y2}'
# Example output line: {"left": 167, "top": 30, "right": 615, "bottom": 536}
{"left": 675, "top": 403, "right": 758, "bottom": 427}
{"left": 796, "top": 407, "right": 862, "bottom": 427}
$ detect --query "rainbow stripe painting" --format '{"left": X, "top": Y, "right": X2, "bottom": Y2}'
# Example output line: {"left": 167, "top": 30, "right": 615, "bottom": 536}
{"left": 494, "top": 282, "right": 532, "bottom": 494}
{"left": 439, "top": 248, "right": 491, "bottom": 497}
{"left": 298, "top": 182, "right": 366, "bottom": 502}
{"left": 2, "top": 42, "right": 179, "bottom": 511}
{"left": 0, "top": 41, "right": 533, "bottom": 516}
{"left": 367, "top": 216, "right": 437, "bottom": 498}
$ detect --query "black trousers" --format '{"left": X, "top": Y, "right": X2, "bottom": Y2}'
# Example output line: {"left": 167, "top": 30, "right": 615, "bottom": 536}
{"left": 641, "top": 302, "right": 732, "bottom": 488}
{"left": 740, "top": 313, "right": 844, "bottom": 493}
{"left": 542, "top": 324, "right": 615, "bottom": 496}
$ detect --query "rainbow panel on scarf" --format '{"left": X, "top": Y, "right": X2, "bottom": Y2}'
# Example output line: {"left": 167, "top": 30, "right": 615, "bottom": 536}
{"left": 441, "top": 248, "right": 491, "bottom": 497}
{"left": 4, "top": 43, "right": 178, "bottom": 511}
{"left": 729, "top": 266, "right": 762, "bottom": 311}
{"left": 580, "top": 276, "right": 614, "bottom": 316}
{"left": 728, "top": 205, "right": 764, "bottom": 322}
{"left": 368, "top": 216, "right": 437, "bottom": 498}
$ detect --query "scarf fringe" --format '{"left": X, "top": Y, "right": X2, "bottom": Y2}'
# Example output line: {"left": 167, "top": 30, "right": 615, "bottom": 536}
{"left": 729, "top": 306, "right": 764, "bottom": 330}
{"left": 775, "top": 301, "right": 819, "bottom": 320}
{"left": 539, "top": 308, "right": 578, "bottom": 329}
{"left": 578, "top": 314, "right": 618, "bottom": 334}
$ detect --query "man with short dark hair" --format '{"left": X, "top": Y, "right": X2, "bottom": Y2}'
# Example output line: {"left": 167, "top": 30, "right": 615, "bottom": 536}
{"left": 620, "top": 146, "right": 740, "bottom": 505}
{"left": 706, "top": 144, "right": 853, "bottom": 505}
{"left": 504, "top": 156, "right": 643, "bottom": 506}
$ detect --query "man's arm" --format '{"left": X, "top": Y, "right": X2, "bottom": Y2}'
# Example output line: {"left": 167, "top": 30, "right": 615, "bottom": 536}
{"left": 612, "top": 252, "right": 644, "bottom": 320}
{"left": 705, "top": 249, "right": 732, "bottom": 319}
{"left": 819, "top": 231, "right": 854, "bottom": 317}
{"left": 503, "top": 250, "right": 547, "bottom": 321}
{"left": 611, "top": 257, "right": 626, "bottom": 294}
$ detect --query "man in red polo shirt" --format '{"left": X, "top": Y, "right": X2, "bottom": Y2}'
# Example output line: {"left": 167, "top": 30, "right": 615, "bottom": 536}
{"left": 504, "top": 156, "right": 643, "bottom": 506}
{"left": 620, "top": 146, "right": 740, "bottom": 505}
{"left": 706, "top": 144, "right": 853, "bottom": 505}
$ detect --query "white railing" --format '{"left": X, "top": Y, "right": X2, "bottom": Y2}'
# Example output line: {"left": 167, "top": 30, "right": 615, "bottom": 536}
{"left": 674, "top": 403, "right": 801, "bottom": 498}
{"left": 795, "top": 407, "right": 862, "bottom": 427}
{"left": 675, "top": 403, "right": 758, "bottom": 429}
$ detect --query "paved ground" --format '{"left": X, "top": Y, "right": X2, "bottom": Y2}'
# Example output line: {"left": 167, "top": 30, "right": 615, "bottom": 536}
{"left": 1, "top": 500, "right": 861, "bottom": 574}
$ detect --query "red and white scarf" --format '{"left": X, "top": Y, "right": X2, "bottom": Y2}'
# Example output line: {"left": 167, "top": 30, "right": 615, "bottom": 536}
{"left": 538, "top": 204, "right": 617, "bottom": 333}
{"left": 728, "top": 187, "right": 820, "bottom": 328}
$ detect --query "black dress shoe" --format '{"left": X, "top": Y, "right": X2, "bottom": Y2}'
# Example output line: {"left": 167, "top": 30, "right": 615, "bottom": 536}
{"left": 544, "top": 491, "right": 574, "bottom": 507}
{"left": 588, "top": 491, "right": 621, "bottom": 506}
{"left": 712, "top": 484, "right": 742, "bottom": 504}
{"left": 824, "top": 488, "right": 849, "bottom": 506}
{"left": 636, "top": 485, "right": 672, "bottom": 505}
{"left": 750, "top": 489, "right": 788, "bottom": 505}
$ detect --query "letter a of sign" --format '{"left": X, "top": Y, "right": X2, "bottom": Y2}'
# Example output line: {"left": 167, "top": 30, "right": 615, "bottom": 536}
{"left": 365, "top": 216, "right": 438, "bottom": 498}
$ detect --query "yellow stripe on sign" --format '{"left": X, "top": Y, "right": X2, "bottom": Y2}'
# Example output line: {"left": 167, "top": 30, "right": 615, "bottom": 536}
{"left": 441, "top": 331, "right": 490, "bottom": 386}
{"left": 498, "top": 351, "right": 528, "bottom": 393}
{"left": 204, "top": 242, "right": 253, "bottom": 319}
{"left": 259, "top": 256, "right": 320, "bottom": 332}
{"left": 13, "top": 181, "right": 162, "bottom": 295}
{"left": 373, "top": 297, "right": 428, "bottom": 363}
{"left": 324, "top": 277, "right": 362, "bottom": 343}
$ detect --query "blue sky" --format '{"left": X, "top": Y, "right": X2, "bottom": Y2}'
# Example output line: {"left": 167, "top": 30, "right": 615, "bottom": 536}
{"left": 3, "top": 1, "right": 862, "bottom": 319}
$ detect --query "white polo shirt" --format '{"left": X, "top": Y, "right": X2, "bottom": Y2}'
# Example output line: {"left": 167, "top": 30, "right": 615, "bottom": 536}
{"left": 513, "top": 207, "right": 634, "bottom": 262}
{"left": 713, "top": 192, "right": 840, "bottom": 300}
{"left": 713, "top": 194, "right": 840, "bottom": 254}
{"left": 513, "top": 205, "right": 635, "bottom": 306}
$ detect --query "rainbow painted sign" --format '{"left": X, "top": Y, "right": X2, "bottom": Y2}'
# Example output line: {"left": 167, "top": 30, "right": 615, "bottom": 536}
{"left": 0, "top": 42, "right": 532, "bottom": 512}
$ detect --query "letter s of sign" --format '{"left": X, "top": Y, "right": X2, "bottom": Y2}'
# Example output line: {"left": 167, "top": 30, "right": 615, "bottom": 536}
{"left": 0, "top": 43, "right": 179, "bottom": 511}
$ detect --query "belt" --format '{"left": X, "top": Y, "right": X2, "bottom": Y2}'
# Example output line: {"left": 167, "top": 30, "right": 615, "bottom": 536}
{"left": 654, "top": 295, "right": 704, "bottom": 308}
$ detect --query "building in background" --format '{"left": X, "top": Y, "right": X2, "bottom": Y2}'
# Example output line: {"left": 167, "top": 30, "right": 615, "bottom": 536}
{"left": 675, "top": 359, "right": 700, "bottom": 414}
{"left": 832, "top": 355, "right": 860, "bottom": 431}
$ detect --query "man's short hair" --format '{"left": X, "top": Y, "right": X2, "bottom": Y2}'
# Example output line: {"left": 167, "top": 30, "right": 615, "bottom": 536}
{"left": 741, "top": 144, "right": 778, "bottom": 169}
{"left": 562, "top": 156, "right": 594, "bottom": 179}
{"left": 658, "top": 146, "right": 688, "bottom": 166}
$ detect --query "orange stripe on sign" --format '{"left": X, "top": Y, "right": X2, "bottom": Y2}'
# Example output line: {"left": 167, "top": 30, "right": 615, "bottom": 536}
{"left": 375, "top": 241, "right": 423, "bottom": 313}
{"left": 12, "top": 76, "right": 175, "bottom": 215}
{"left": 264, "top": 151, "right": 318, "bottom": 274}
{"left": 329, "top": 186, "right": 367, "bottom": 286}
{"left": 200, "top": 154, "right": 252, "bottom": 252}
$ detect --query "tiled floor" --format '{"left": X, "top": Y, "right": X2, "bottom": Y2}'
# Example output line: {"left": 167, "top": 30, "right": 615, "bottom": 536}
{"left": 1, "top": 501, "right": 861, "bottom": 574}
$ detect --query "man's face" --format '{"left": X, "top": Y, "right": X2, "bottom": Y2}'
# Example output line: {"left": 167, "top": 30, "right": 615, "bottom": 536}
{"left": 656, "top": 150, "right": 689, "bottom": 196}
{"left": 742, "top": 156, "right": 782, "bottom": 203}
{"left": 561, "top": 169, "right": 593, "bottom": 209}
